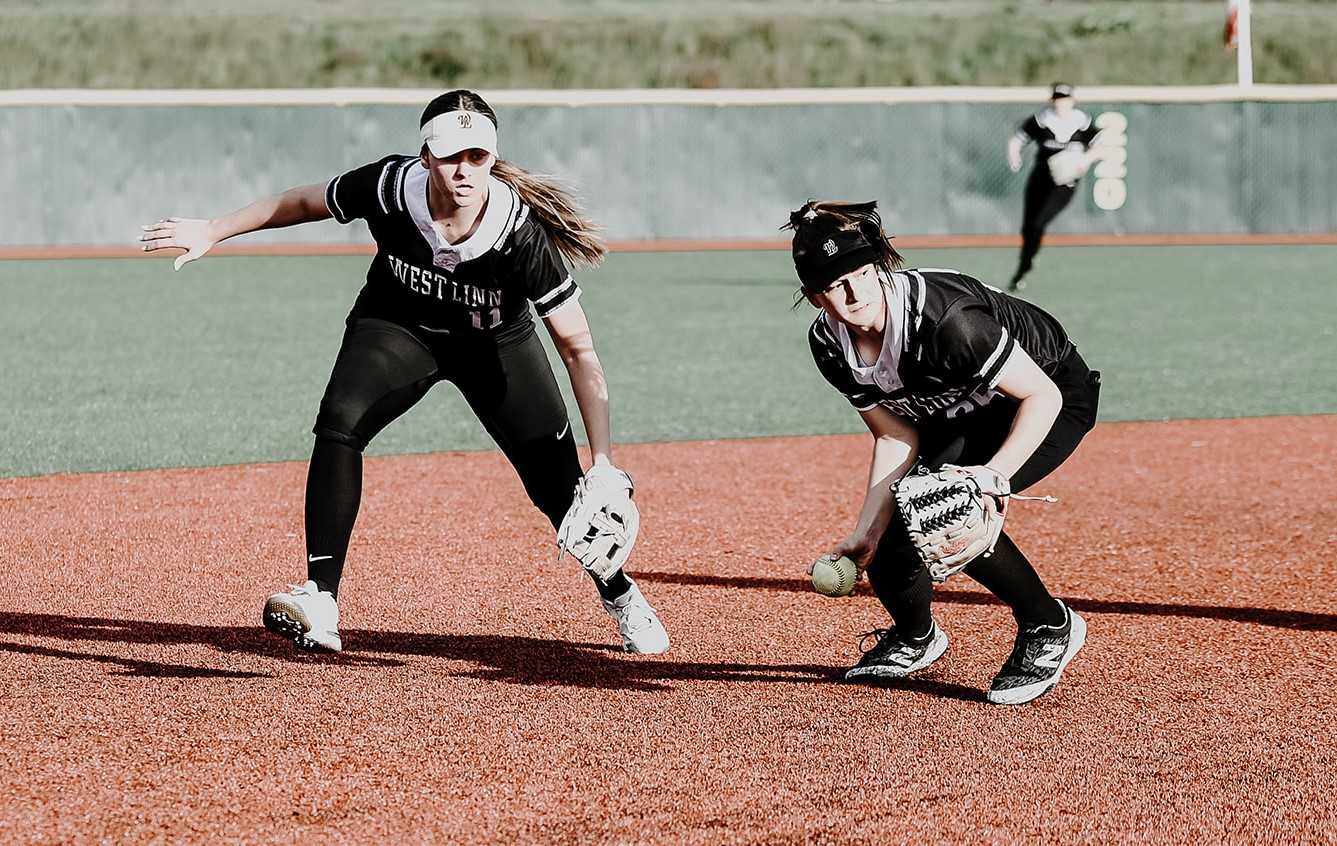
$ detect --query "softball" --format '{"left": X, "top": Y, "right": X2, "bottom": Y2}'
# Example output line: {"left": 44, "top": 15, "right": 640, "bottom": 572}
{"left": 810, "top": 553, "right": 858, "bottom": 597}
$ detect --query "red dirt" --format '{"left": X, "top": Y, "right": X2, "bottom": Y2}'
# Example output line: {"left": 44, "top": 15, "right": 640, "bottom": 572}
{"left": 1, "top": 417, "right": 1334, "bottom": 843}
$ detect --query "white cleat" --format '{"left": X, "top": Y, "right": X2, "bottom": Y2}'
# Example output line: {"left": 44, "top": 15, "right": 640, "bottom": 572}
{"left": 263, "top": 580, "right": 342, "bottom": 653}
{"left": 601, "top": 578, "right": 670, "bottom": 655}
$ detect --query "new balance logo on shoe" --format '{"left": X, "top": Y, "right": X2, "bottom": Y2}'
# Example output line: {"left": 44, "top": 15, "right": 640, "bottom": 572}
{"left": 1034, "top": 643, "right": 1066, "bottom": 669}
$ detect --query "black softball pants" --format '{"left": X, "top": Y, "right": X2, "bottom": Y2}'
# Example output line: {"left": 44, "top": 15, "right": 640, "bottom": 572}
{"left": 865, "top": 349, "right": 1102, "bottom": 635}
{"left": 303, "top": 318, "right": 585, "bottom": 597}
{"left": 1013, "top": 166, "right": 1077, "bottom": 285}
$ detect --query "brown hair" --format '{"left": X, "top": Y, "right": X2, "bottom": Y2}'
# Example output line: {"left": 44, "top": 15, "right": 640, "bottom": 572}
{"left": 782, "top": 200, "right": 905, "bottom": 281}
{"left": 420, "top": 90, "right": 607, "bottom": 268}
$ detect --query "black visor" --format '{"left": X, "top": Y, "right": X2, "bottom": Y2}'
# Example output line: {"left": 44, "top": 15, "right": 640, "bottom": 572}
{"left": 793, "top": 227, "right": 880, "bottom": 292}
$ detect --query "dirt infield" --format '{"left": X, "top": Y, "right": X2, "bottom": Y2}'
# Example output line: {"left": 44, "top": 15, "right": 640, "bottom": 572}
{"left": 2, "top": 416, "right": 1334, "bottom": 843}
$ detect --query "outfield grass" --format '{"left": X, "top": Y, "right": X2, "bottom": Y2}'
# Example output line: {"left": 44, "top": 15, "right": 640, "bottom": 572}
{"left": 1, "top": 245, "right": 1333, "bottom": 478}
{"left": 3, "top": 1, "right": 1336, "bottom": 89}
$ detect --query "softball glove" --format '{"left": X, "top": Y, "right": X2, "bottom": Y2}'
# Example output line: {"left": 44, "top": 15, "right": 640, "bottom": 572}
{"left": 1047, "top": 146, "right": 1094, "bottom": 186}
{"left": 557, "top": 464, "right": 640, "bottom": 582}
{"left": 893, "top": 464, "right": 1011, "bottom": 582}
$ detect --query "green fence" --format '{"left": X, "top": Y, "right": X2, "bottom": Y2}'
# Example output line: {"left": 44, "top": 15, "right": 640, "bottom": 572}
{"left": 1, "top": 89, "right": 1333, "bottom": 245}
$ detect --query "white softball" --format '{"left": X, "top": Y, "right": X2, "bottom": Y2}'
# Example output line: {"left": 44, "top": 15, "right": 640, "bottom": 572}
{"left": 810, "top": 553, "right": 857, "bottom": 597}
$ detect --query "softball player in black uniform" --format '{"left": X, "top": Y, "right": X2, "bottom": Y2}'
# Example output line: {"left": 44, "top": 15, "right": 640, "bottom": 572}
{"left": 1006, "top": 83, "right": 1101, "bottom": 291}
{"left": 140, "top": 90, "right": 669, "bottom": 655}
{"left": 787, "top": 201, "right": 1100, "bottom": 704}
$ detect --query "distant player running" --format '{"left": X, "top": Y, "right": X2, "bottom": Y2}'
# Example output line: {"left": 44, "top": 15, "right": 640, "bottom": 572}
{"left": 787, "top": 200, "right": 1101, "bottom": 704}
{"left": 1006, "top": 83, "right": 1101, "bottom": 291}
{"left": 140, "top": 89, "right": 669, "bottom": 655}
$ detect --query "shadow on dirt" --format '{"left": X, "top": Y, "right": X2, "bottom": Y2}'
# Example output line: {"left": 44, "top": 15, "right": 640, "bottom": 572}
{"left": 632, "top": 572, "right": 1337, "bottom": 631}
{"left": 4, "top": 571, "right": 1325, "bottom": 694}
{"left": 0, "top": 611, "right": 844, "bottom": 693}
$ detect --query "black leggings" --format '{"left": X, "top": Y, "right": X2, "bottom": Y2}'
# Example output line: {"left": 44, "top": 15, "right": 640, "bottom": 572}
{"left": 866, "top": 349, "right": 1102, "bottom": 634}
{"left": 304, "top": 318, "right": 586, "bottom": 597}
{"left": 1013, "top": 166, "right": 1077, "bottom": 285}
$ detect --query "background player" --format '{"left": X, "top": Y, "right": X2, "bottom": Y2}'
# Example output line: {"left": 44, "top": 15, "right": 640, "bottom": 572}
{"left": 787, "top": 200, "right": 1101, "bottom": 704}
{"left": 1005, "top": 82, "right": 1101, "bottom": 291}
{"left": 139, "top": 89, "right": 670, "bottom": 656}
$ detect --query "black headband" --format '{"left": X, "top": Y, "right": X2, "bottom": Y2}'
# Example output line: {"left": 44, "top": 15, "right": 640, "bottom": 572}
{"left": 793, "top": 227, "right": 880, "bottom": 292}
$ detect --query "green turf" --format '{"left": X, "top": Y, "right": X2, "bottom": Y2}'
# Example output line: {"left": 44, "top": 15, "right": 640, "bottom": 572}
{"left": 3, "top": 1, "right": 1336, "bottom": 89}
{"left": 1, "top": 245, "right": 1334, "bottom": 477}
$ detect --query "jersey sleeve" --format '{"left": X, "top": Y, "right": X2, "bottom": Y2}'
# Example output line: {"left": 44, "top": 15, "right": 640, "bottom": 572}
{"left": 511, "top": 216, "right": 581, "bottom": 318}
{"left": 1015, "top": 114, "right": 1042, "bottom": 145}
{"left": 928, "top": 303, "right": 1016, "bottom": 389}
{"left": 324, "top": 155, "right": 404, "bottom": 225}
{"left": 809, "top": 319, "right": 880, "bottom": 412}
{"left": 1072, "top": 112, "right": 1100, "bottom": 148}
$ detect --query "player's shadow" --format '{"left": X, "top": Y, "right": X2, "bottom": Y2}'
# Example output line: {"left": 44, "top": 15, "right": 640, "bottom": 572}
{"left": 0, "top": 611, "right": 851, "bottom": 693}
{"left": 0, "top": 639, "right": 269, "bottom": 679}
{"left": 849, "top": 675, "right": 985, "bottom": 704}
{"left": 631, "top": 572, "right": 1337, "bottom": 632}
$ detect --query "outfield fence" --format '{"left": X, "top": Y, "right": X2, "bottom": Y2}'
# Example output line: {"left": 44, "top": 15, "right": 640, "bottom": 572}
{"left": 2, "top": 86, "right": 1334, "bottom": 249}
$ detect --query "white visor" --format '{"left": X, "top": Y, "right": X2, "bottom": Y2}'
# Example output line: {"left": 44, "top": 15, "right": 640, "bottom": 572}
{"left": 420, "top": 111, "right": 499, "bottom": 159}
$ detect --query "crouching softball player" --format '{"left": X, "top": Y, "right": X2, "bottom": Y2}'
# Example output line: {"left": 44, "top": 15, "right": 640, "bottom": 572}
{"left": 787, "top": 201, "right": 1100, "bottom": 704}
{"left": 140, "top": 89, "right": 669, "bottom": 655}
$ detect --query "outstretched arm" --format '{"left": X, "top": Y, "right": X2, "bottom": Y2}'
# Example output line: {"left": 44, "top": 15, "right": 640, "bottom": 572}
{"left": 543, "top": 299, "right": 613, "bottom": 467}
{"left": 140, "top": 183, "right": 331, "bottom": 270}
{"left": 1007, "top": 136, "right": 1026, "bottom": 173}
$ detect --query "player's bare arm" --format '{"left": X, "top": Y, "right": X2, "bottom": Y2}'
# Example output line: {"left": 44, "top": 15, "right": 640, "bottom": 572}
{"left": 1006, "top": 135, "right": 1025, "bottom": 172}
{"left": 828, "top": 404, "right": 918, "bottom": 572}
{"left": 543, "top": 299, "right": 613, "bottom": 466}
{"left": 139, "top": 183, "right": 330, "bottom": 270}
{"left": 986, "top": 345, "right": 1064, "bottom": 478}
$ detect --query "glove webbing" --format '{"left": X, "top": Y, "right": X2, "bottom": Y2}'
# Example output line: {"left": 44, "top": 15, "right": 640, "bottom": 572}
{"left": 921, "top": 500, "right": 975, "bottom": 534}
{"left": 905, "top": 484, "right": 971, "bottom": 511}
{"left": 906, "top": 482, "right": 979, "bottom": 532}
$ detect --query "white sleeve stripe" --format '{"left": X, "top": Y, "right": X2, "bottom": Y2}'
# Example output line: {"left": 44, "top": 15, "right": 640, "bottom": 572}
{"left": 538, "top": 286, "right": 581, "bottom": 316}
{"left": 375, "top": 162, "right": 391, "bottom": 215}
{"left": 326, "top": 175, "right": 348, "bottom": 222}
{"left": 812, "top": 316, "right": 836, "bottom": 347}
{"left": 909, "top": 271, "right": 926, "bottom": 331}
{"left": 534, "top": 275, "right": 575, "bottom": 306}
{"left": 392, "top": 161, "right": 408, "bottom": 212}
{"left": 977, "top": 328, "right": 1011, "bottom": 379}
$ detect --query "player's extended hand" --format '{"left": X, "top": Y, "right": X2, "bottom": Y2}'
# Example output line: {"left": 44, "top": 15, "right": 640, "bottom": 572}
{"left": 1007, "top": 149, "right": 1023, "bottom": 173}
{"left": 139, "top": 217, "right": 217, "bottom": 270}
{"left": 827, "top": 534, "right": 875, "bottom": 576}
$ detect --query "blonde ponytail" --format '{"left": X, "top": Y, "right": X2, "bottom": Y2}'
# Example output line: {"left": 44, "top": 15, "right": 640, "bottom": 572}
{"left": 493, "top": 159, "right": 608, "bottom": 269}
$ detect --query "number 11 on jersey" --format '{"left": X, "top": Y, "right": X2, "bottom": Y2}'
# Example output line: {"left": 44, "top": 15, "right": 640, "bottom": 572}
{"left": 471, "top": 307, "right": 502, "bottom": 330}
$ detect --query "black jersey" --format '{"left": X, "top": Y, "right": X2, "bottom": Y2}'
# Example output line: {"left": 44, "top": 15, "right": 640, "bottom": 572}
{"left": 809, "top": 269, "right": 1073, "bottom": 421}
{"left": 1014, "top": 107, "right": 1100, "bottom": 164}
{"left": 325, "top": 155, "right": 581, "bottom": 337}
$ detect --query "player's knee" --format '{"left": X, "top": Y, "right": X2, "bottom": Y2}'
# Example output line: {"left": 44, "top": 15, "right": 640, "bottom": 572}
{"left": 313, "top": 398, "right": 372, "bottom": 452}
{"left": 866, "top": 551, "right": 924, "bottom": 591}
{"left": 867, "top": 520, "right": 920, "bottom": 582}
